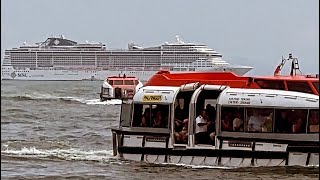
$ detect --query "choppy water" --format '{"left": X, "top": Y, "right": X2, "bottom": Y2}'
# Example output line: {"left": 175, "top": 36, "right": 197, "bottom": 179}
{"left": 1, "top": 81, "right": 319, "bottom": 179}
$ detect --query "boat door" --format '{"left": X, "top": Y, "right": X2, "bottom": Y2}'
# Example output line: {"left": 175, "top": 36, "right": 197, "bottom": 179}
{"left": 172, "top": 82, "right": 200, "bottom": 145}
{"left": 188, "top": 84, "right": 228, "bottom": 147}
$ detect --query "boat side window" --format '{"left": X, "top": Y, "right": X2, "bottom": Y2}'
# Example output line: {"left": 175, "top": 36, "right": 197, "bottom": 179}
{"left": 132, "top": 104, "right": 151, "bottom": 127}
{"left": 108, "top": 80, "right": 114, "bottom": 85}
{"left": 221, "top": 107, "right": 244, "bottom": 132}
{"left": 287, "top": 81, "right": 313, "bottom": 94}
{"left": 307, "top": 109, "right": 319, "bottom": 133}
{"left": 274, "top": 109, "right": 308, "bottom": 133}
{"left": 255, "top": 80, "right": 285, "bottom": 90}
{"left": 124, "top": 80, "right": 134, "bottom": 85}
{"left": 120, "top": 100, "right": 133, "bottom": 127}
{"left": 246, "top": 108, "right": 274, "bottom": 133}
{"left": 132, "top": 104, "right": 170, "bottom": 128}
{"left": 312, "top": 82, "right": 319, "bottom": 93}
{"left": 114, "top": 80, "right": 123, "bottom": 85}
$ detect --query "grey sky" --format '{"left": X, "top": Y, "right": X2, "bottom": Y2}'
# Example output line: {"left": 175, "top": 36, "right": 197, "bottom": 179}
{"left": 1, "top": 0, "right": 319, "bottom": 75}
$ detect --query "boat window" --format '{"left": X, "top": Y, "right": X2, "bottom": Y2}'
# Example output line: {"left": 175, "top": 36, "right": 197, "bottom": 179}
{"left": 124, "top": 80, "right": 134, "bottom": 85}
{"left": 245, "top": 108, "right": 274, "bottom": 133}
{"left": 114, "top": 80, "right": 123, "bottom": 85}
{"left": 120, "top": 101, "right": 133, "bottom": 127}
{"left": 274, "top": 109, "right": 307, "bottom": 133}
{"left": 132, "top": 103, "right": 169, "bottom": 128}
{"left": 312, "top": 82, "right": 319, "bottom": 93}
{"left": 108, "top": 80, "right": 114, "bottom": 85}
{"left": 255, "top": 80, "right": 285, "bottom": 90}
{"left": 308, "top": 109, "right": 319, "bottom": 133}
{"left": 287, "top": 81, "right": 313, "bottom": 94}
{"left": 221, "top": 107, "right": 244, "bottom": 132}
{"left": 135, "top": 80, "right": 139, "bottom": 85}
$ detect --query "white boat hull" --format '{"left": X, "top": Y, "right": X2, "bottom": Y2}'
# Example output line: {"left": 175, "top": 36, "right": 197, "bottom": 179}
{"left": 1, "top": 66, "right": 252, "bottom": 82}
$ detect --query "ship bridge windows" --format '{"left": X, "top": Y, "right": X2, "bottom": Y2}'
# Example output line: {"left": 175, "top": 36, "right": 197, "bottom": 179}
{"left": 132, "top": 104, "right": 170, "bottom": 128}
{"left": 107, "top": 80, "right": 114, "bottom": 85}
{"left": 114, "top": 80, "right": 123, "bottom": 85}
{"left": 124, "top": 80, "right": 134, "bottom": 85}
{"left": 287, "top": 81, "right": 313, "bottom": 94}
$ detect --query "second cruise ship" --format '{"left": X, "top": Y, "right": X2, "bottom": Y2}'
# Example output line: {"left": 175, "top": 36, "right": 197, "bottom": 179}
{"left": 1, "top": 35, "right": 252, "bottom": 81}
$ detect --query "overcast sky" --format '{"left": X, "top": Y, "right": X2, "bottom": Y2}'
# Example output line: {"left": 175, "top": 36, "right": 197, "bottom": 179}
{"left": 1, "top": 0, "right": 319, "bottom": 75}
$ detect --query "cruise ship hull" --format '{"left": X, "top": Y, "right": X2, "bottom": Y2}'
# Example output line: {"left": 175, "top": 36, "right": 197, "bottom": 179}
{"left": 1, "top": 66, "right": 252, "bottom": 82}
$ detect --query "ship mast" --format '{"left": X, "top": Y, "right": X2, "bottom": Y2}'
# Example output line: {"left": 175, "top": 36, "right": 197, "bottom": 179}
{"left": 274, "top": 53, "right": 302, "bottom": 76}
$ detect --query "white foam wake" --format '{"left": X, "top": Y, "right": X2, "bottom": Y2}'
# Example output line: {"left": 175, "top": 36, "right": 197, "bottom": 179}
{"left": 85, "top": 99, "right": 122, "bottom": 105}
{"left": 1, "top": 146, "right": 118, "bottom": 162}
{"left": 14, "top": 92, "right": 122, "bottom": 105}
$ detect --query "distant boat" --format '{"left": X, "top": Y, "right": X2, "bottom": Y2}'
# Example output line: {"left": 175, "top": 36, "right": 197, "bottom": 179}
{"left": 100, "top": 74, "right": 143, "bottom": 101}
{"left": 2, "top": 35, "right": 252, "bottom": 81}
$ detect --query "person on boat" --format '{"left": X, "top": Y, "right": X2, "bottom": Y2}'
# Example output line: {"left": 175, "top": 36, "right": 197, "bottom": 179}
{"left": 175, "top": 119, "right": 189, "bottom": 144}
{"left": 308, "top": 110, "right": 319, "bottom": 133}
{"left": 291, "top": 110, "right": 306, "bottom": 133}
{"left": 153, "top": 111, "right": 164, "bottom": 128}
{"left": 233, "top": 110, "right": 244, "bottom": 131}
{"left": 206, "top": 104, "right": 216, "bottom": 144}
{"left": 195, "top": 109, "right": 209, "bottom": 144}
{"left": 275, "top": 109, "right": 291, "bottom": 133}
{"left": 221, "top": 112, "right": 233, "bottom": 131}
{"left": 174, "top": 105, "right": 186, "bottom": 132}
{"left": 140, "top": 108, "right": 150, "bottom": 127}
{"left": 247, "top": 109, "right": 265, "bottom": 132}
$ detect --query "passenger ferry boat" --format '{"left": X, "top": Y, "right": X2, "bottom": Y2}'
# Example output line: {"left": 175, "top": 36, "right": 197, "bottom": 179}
{"left": 145, "top": 54, "right": 319, "bottom": 95}
{"left": 100, "top": 75, "right": 143, "bottom": 101}
{"left": 1, "top": 35, "right": 252, "bottom": 81}
{"left": 111, "top": 83, "right": 319, "bottom": 167}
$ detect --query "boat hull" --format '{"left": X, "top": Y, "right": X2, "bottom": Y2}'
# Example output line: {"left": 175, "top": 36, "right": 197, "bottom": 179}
{"left": 111, "top": 128, "right": 319, "bottom": 168}
{"left": 1, "top": 66, "right": 252, "bottom": 82}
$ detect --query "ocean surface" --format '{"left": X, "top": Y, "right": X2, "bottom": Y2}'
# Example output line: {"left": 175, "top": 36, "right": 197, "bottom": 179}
{"left": 1, "top": 80, "right": 319, "bottom": 180}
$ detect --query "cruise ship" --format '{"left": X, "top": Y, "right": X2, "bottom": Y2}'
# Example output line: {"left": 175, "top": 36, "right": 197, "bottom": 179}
{"left": 1, "top": 35, "right": 252, "bottom": 81}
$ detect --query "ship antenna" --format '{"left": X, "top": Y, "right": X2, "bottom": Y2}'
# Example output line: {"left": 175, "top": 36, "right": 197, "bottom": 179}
{"left": 176, "top": 35, "right": 180, "bottom": 42}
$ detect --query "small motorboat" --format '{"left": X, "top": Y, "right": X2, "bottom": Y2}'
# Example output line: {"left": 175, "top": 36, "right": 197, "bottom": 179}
{"left": 100, "top": 74, "right": 143, "bottom": 101}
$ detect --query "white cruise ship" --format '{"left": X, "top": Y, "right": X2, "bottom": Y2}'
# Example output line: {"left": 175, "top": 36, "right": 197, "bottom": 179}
{"left": 1, "top": 35, "right": 252, "bottom": 82}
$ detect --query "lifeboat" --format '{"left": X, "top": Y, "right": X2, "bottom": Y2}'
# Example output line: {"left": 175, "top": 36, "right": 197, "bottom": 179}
{"left": 100, "top": 74, "right": 143, "bottom": 101}
{"left": 145, "top": 54, "right": 319, "bottom": 95}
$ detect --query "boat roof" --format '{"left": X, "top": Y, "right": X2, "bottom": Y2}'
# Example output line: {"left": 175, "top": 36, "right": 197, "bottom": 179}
{"left": 218, "top": 87, "right": 319, "bottom": 108}
{"left": 107, "top": 76, "right": 139, "bottom": 80}
{"left": 144, "top": 71, "right": 319, "bottom": 87}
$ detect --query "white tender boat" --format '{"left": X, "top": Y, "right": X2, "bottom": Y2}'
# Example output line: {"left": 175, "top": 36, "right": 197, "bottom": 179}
{"left": 111, "top": 83, "right": 319, "bottom": 167}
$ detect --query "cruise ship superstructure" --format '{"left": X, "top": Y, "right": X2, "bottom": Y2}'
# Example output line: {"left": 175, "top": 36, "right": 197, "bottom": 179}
{"left": 1, "top": 35, "right": 252, "bottom": 81}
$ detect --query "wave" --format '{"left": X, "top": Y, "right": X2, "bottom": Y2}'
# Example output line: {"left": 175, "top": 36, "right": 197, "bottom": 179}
{"left": 1, "top": 146, "right": 118, "bottom": 163}
{"left": 1, "top": 92, "right": 122, "bottom": 105}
